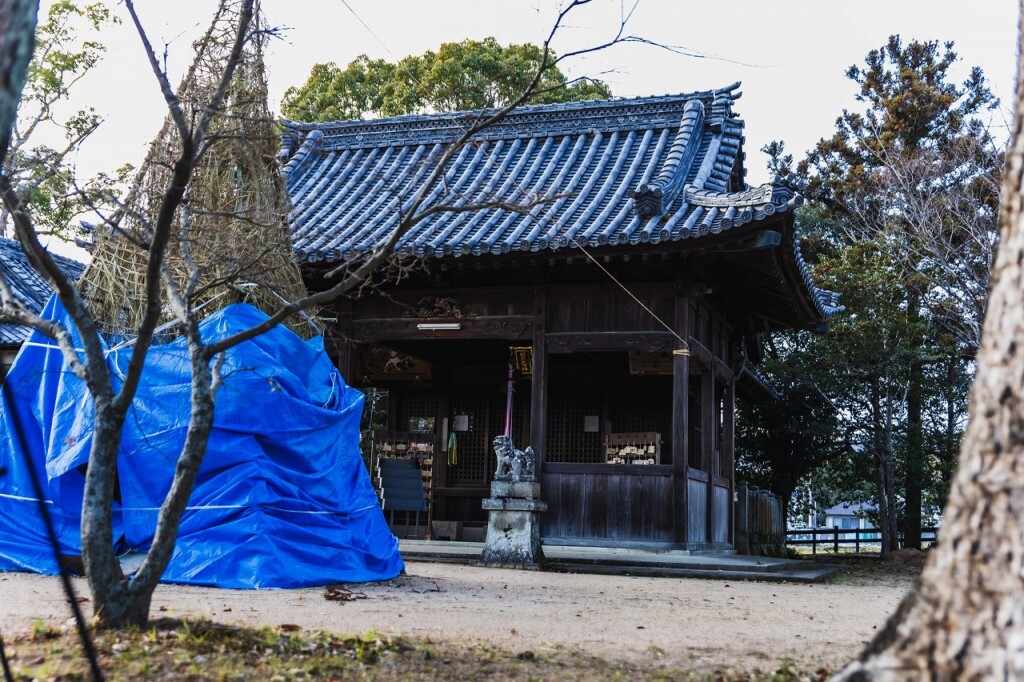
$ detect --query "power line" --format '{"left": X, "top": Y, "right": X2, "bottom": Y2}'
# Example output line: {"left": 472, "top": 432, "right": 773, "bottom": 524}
{"left": 327, "top": 1, "right": 682, "bottom": 344}
{"left": 338, "top": 0, "right": 395, "bottom": 57}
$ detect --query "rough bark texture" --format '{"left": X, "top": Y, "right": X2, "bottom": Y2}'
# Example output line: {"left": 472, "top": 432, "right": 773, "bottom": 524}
{"left": 833, "top": 7, "right": 1024, "bottom": 679}
{"left": 0, "top": 0, "right": 37, "bottom": 164}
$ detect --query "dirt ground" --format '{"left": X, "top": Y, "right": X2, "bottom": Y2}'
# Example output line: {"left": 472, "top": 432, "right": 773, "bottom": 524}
{"left": 0, "top": 559, "right": 914, "bottom": 674}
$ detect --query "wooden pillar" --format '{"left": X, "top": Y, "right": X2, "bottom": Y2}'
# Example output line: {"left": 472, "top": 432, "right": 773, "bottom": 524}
{"left": 435, "top": 362, "right": 451, "bottom": 520}
{"left": 702, "top": 370, "right": 715, "bottom": 544}
{"left": 530, "top": 289, "right": 548, "bottom": 478}
{"left": 336, "top": 338, "right": 354, "bottom": 384}
{"left": 724, "top": 377, "right": 736, "bottom": 544}
{"left": 672, "top": 294, "right": 690, "bottom": 545}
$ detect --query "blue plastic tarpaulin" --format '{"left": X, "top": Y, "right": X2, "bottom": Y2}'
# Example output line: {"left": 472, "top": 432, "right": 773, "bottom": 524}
{"left": 0, "top": 295, "right": 403, "bottom": 587}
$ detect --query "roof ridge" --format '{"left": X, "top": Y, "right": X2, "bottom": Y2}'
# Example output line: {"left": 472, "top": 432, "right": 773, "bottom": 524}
{"left": 281, "top": 82, "right": 742, "bottom": 134}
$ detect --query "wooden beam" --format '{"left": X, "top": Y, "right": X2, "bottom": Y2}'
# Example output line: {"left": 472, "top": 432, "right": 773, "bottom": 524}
{"left": 546, "top": 331, "right": 675, "bottom": 353}
{"left": 351, "top": 316, "right": 533, "bottom": 341}
{"left": 686, "top": 335, "right": 734, "bottom": 382}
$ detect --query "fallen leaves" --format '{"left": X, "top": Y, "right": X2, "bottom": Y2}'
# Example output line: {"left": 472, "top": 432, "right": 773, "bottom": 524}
{"left": 324, "top": 585, "right": 368, "bottom": 603}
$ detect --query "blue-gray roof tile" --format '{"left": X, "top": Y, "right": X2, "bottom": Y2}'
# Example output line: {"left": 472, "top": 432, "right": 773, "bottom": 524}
{"left": 0, "top": 238, "right": 85, "bottom": 345}
{"left": 281, "top": 83, "right": 842, "bottom": 321}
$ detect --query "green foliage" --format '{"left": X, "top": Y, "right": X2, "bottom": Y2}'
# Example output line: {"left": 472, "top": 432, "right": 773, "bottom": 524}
{"left": 735, "top": 367, "right": 844, "bottom": 518}
{"left": 801, "top": 35, "right": 996, "bottom": 216}
{"left": 741, "top": 37, "right": 998, "bottom": 538}
{"left": 282, "top": 37, "right": 612, "bottom": 122}
{"left": 2, "top": 1, "right": 123, "bottom": 239}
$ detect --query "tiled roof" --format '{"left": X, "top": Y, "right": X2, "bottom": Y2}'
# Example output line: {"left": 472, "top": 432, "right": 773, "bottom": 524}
{"left": 0, "top": 238, "right": 85, "bottom": 345}
{"left": 281, "top": 83, "right": 842, "bottom": 321}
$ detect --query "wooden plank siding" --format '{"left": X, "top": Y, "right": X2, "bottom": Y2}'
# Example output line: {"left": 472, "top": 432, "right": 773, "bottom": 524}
{"left": 547, "top": 284, "right": 674, "bottom": 334}
{"left": 340, "top": 282, "right": 739, "bottom": 549}
{"left": 542, "top": 465, "right": 674, "bottom": 542}
{"left": 713, "top": 484, "right": 731, "bottom": 543}
{"left": 687, "top": 475, "right": 708, "bottom": 544}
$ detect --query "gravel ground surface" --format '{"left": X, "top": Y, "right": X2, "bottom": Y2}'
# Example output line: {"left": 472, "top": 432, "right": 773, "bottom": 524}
{"left": 0, "top": 558, "right": 914, "bottom": 674}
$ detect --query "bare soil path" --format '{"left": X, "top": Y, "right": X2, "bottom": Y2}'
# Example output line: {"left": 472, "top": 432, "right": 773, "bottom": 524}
{"left": 0, "top": 559, "right": 912, "bottom": 674}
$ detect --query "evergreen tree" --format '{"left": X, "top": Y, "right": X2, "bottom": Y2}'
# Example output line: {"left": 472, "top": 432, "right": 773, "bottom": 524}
{"left": 795, "top": 36, "right": 1000, "bottom": 550}
{"left": 281, "top": 37, "right": 611, "bottom": 121}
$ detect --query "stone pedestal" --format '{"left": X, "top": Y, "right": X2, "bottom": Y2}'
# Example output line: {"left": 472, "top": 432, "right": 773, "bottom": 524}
{"left": 480, "top": 481, "right": 547, "bottom": 569}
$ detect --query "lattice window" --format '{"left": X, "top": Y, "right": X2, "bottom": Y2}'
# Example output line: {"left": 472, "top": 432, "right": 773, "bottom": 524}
{"left": 396, "top": 389, "right": 438, "bottom": 434}
{"left": 611, "top": 377, "right": 673, "bottom": 464}
{"left": 612, "top": 379, "right": 671, "bottom": 433}
{"left": 449, "top": 391, "right": 491, "bottom": 484}
{"left": 546, "top": 384, "right": 603, "bottom": 463}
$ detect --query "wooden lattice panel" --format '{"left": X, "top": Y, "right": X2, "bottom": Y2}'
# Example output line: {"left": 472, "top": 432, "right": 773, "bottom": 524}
{"left": 612, "top": 380, "right": 670, "bottom": 434}
{"left": 396, "top": 390, "right": 438, "bottom": 433}
{"left": 546, "top": 385, "right": 602, "bottom": 463}
{"left": 449, "top": 392, "right": 490, "bottom": 484}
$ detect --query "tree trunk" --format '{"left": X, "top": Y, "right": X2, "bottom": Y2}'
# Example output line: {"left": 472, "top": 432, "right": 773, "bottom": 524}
{"left": 904, "top": 359, "right": 924, "bottom": 550}
{"left": 885, "top": 454, "right": 897, "bottom": 550}
{"left": 81, "top": 404, "right": 131, "bottom": 624}
{"left": 833, "top": 7, "right": 1024, "bottom": 677}
{"left": 871, "top": 380, "right": 896, "bottom": 557}
{"left": 0, "top": 0, "right": 38, "bottom": 164}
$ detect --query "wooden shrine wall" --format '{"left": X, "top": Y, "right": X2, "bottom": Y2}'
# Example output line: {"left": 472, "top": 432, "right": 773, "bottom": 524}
{"left": 335, "top": 279, "right": 737, "bottom": 547}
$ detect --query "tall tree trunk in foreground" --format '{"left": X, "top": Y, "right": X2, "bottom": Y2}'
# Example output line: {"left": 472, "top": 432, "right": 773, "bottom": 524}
{"left": 834, "top": 7, "right": 1024, "bottom": 679}
{"left": 0, "top": 0, "right": 38, "bottom": 164}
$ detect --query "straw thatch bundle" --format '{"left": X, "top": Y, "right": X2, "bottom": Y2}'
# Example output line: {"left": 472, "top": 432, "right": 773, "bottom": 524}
{"left": 79, "top": 1, "right": 311, "bottom": 338}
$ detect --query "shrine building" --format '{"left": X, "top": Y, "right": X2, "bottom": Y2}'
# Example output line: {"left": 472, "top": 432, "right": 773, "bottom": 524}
{"left": 279, "top": 83, "right": 842, "bottom": 549}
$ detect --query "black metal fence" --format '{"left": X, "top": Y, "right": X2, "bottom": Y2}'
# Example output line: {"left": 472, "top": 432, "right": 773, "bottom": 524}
{"left": 786, "top": 527, "right": 939, "bottom": 554}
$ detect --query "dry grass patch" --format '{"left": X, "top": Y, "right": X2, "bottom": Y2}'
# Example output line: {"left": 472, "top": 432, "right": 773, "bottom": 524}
{"left": 3, "top": 618, "right": 833, "bottom": 681}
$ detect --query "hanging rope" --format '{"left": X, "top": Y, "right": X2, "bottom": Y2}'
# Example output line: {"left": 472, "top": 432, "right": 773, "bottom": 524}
{"left": 503, "top": 360, "right": 515, "bottom": 437}
{"left": 570, "top": 237, "right": 690, "bottom": 355}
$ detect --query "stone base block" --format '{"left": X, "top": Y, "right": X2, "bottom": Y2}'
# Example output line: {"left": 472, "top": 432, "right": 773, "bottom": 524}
{"left": 481, "top": 497, "right": 548, "bottom": 512}
{"left": 431, "top": 520, "right": 461, "bottom": 541}
{"left": 479, "top": 507, "right": 545, "bottom": 569}
{"left": 489, "top": 481, "right": 541, "bottom": 499}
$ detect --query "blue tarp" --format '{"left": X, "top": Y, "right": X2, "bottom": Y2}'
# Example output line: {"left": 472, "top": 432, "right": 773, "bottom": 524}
{"left": 0, "top": 296, "right": 403, "bottom": 587}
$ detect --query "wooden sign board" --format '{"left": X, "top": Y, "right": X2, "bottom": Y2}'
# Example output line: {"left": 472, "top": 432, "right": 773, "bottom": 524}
{"left": 510, "top": 346, "right": 533, "bottom": 376}
{"left": 357, "top": 344, "right": 432, "bottom": 382}
{"left": 628, "top": 350, "right": 672, "bottom": 375}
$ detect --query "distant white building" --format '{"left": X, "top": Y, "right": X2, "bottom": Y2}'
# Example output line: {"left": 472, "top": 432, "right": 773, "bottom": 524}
{"left": 823, "top": 501, "right": 874, "bottom": 539}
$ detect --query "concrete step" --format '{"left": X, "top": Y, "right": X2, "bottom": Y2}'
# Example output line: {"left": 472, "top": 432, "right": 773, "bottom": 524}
{"left": 545, "top": 561, "right": 839, "bottom": 584}
{"left": 544, "top": 549, "right": 806, "bottom": 574}
{"left": 397, "top": 540, "right": 840, "bottom": 583}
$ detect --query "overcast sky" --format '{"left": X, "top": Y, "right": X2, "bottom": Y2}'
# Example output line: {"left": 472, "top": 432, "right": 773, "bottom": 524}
{"left": 40, "top": 0, "right": 1019, "bottom": 247}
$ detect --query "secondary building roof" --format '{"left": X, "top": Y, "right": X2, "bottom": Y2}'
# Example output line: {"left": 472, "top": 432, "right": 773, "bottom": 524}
{"left": 0, "top": 238, "right": 85, "bottom": 345}
{"left": 280, "top": 83, "right": 842, "bottom": 325}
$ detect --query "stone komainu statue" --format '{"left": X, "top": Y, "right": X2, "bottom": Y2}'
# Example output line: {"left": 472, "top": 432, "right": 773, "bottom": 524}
{"left": 492, "top": 435, "right": 536, "bottom": 482}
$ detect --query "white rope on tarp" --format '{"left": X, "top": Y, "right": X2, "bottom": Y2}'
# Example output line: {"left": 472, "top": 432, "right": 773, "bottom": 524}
{"left": 0, "top": 492, "right": 54, "bottom": 503}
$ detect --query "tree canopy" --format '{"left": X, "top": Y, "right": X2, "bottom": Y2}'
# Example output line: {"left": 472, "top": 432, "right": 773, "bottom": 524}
{"left": 281, "top": 37, "right": 612, "bottom": 122}
{"left": 1, "top": 1, "right": 127, "bottom": 240}
{"left": 836, "top": 13, "right": 1024, "bottom": 676}
{"left": 740, "top": 36, "right": 1002, "bottom": 551}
